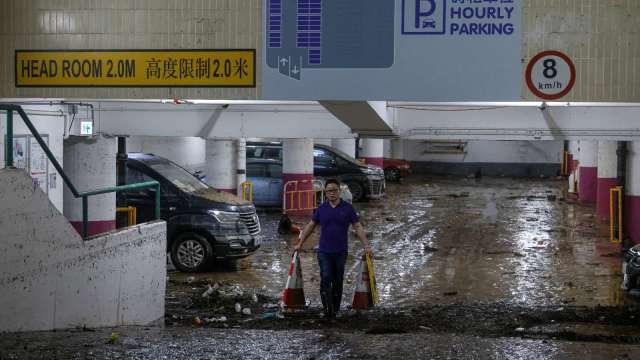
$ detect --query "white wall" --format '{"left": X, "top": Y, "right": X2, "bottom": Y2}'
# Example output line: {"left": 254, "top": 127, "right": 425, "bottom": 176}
{"left": 127, "top": 136, "right": 206, "bottom": 173}
{"left": 0, "top": 169, "right": 166, "bottom": 332}
{"left": 405, "top": 140, "right": 562, "bottom": 163}
{"left": 0, "top": 105, "right": 66, "bottom": 212}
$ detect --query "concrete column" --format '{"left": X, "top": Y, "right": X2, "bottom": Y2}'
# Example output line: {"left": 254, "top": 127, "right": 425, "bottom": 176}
{"left": 578, "top": 140, "right": 598, "bottom": 204}
{"left": 205, "top": 140, "right": 236, "bottom": 193}
{"left": 236, "top": 138, "right": 246, "bottom": 195}
{"left": 391, "top": 139, "right": 405, "bottom": 159}
{"left": 314, "top": 138, "right": 333, "bottom": 147}
{"left": 596, "top": 141, "right": 618, "bottom": 221}
{"left": 568, "top": 141, "right": 579, "bottom": 192}
{"left": 283, "top": 138, "right": 314, "bottom": 216}
{"left": 63, "top": 135, "right": 116, "bottom": 236}
{"left": 361, "top": 138, "right": 384, "bottom": 168}
{"left": 383, "top": 140, "right": 392, "bottom": 159}
{"left": 626, "top": 142, "right": 640, "bottom": 245}
{"left": 332, "top": 138, "right": 356, "bottom": 158}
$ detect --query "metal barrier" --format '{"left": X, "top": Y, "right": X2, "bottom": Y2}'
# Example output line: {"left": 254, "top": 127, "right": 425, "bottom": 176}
{"left": 561, "top": 150, "right": 569, "bottom": 177}
{"left": 610, "top": 186, "right": 623, "bottom": 244}
{"left": 282, "top": 179, "right": 324, "bottom": 214}
{"left": 241, "top": 180, "right": 253, "bottom": 203}
{"left": 116, "top": 206, "right": 138, "bottom": 227}
{"left": 1, "top": 104, "right": 160, "bottom": 239}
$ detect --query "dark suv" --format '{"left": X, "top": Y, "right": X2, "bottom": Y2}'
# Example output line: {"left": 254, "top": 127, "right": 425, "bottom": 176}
{"left": 246, "top": 142, "right": 385, "bottom": 202}
{"left": 118, "top": 153, "right": 261, "bottom": 272}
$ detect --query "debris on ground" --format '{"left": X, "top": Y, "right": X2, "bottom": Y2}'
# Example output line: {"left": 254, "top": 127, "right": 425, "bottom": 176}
{"left": 166, "top": 281, "right": 280, "bottom": 328}
{"left": 106, "top": 332, "right": 120, "bottom": 344}
{"left": 204, "top": 316, "right": 227, "bottom": 323}
{"left": 193, "top": 316, "right": 203, "bottom": 326}
{"left": 423, "top": 245, "right": 439, "bottom": 252}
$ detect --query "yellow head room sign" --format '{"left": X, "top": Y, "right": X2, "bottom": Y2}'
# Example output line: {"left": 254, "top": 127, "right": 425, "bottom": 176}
{"left": 15, "top": 49, "right": 255, "bottom": 87}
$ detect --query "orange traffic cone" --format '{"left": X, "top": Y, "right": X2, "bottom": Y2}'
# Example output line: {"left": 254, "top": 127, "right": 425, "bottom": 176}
{"left": 282, "top": 251, "right": 306, "bottom": 309}
{"left": 352, "top": 254, "right": 377, "bottom": 310}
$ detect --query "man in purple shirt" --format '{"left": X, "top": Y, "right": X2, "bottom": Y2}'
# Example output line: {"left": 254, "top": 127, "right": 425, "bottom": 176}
{"left": 295, "top": 179, "right": 373, "bottom": 319}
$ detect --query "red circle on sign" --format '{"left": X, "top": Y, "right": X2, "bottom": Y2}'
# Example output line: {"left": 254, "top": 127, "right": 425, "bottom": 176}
{"left": 525, "top": 50, "right": 576, "bottom": 100}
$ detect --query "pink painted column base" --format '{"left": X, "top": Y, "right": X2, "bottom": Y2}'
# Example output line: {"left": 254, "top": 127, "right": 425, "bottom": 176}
{"left": 578, "top": 167, "right": 597, "bottom": 204}
{"left": 70, "top": 220, "right": 117, "bottom": 237}
{"left": 218, "top": 188, "right": 236, "bottom": 194}
{"left": 596, "top": 178, "right": 617, "bottom": 221}
{"left": 362, "top": 157, "right": 383, "bottom": 168}
{"left": 283, "top": 173, "right": 314, "bottom": 217}
{"left": 625, "top": 195, "right": 640, "bottom": 245}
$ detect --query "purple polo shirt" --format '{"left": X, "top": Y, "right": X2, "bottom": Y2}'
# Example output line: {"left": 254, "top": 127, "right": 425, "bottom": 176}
{"left": 312, "top": 200, "right": 359, "bottom": 253}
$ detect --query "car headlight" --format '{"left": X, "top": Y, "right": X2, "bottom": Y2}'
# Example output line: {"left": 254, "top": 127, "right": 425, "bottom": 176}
{"left": 363, "top": 167, "right": 377, "bottom": 175}
{"left": 208, "top": 210, "right": 240, "bottom": 223}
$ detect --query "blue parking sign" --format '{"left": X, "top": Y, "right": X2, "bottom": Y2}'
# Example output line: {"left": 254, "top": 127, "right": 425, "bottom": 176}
{"left": 402, "top": 0, "right": 446, "bottom": 34}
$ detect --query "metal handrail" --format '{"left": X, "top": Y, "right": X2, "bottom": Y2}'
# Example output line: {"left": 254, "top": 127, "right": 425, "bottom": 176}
{"left": 1, "top": 104, "right": 160, "bottom": 239}
{"left": 610, "top": 186, "right": 623, "bottom": 244}
{"left": 117, "top": 206, "right": 138, "bottom": 227}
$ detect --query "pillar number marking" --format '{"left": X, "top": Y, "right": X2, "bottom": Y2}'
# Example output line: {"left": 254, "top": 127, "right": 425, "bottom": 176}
{"left": 525, "top": 50, "right": 576, "bottom": 100}
{"left": 15, "top": 50, "right": 255, "bottom": 88}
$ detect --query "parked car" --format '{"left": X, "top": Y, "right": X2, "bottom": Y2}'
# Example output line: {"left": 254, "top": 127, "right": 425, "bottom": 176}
{"left": 246, "top": 142, "right": 385, "bottom": 202}
{"left": 118, "top": 153, "right": 261, "bottom": 272}
{"left": 383, "top": 158, "right": 411, "bottom": 182}
{"left": 622, "top": 244, "right": 640, "bottom": 295}
{"left": 245, "top": 158, "right": 352, "bottom": 207}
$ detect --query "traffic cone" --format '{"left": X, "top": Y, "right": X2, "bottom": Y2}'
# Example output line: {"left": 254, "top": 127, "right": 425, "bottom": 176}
{"left": 282, "top": 251, "right": 306, "bottom": 309}
{"left": 352, "top": 255, "right": 374, "bottom": 310}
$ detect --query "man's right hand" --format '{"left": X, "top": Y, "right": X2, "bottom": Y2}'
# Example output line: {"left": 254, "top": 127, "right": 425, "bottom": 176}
{"left": 293, "top": 237, "right": 303, "bottom": 252}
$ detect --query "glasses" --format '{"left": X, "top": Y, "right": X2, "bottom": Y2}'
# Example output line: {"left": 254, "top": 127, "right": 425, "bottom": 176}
{"left": 325, "top": 188, "right": 339, "bottom": 193}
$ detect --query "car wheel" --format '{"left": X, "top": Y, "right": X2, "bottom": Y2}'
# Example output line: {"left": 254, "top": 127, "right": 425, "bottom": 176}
{"left": 385, "top": 168, "right": 401, "bottom": 182}
{"left": 345, "top": 181, "right": 365, "bottom": 202}
{"left": 170, "top": 233, "right": 214, "bottom": 272}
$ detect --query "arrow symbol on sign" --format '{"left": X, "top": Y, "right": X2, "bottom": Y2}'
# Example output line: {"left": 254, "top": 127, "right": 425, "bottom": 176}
{"left": 279, "top": 58, "right": 288, "bottom": 66}
{"left": 292, "top": 66, "right": 299, "bottom": 75}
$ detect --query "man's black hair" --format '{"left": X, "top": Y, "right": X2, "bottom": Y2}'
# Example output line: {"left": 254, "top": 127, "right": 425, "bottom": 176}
{"left": 324, "top": 178, "right": 340, "bottom": 188}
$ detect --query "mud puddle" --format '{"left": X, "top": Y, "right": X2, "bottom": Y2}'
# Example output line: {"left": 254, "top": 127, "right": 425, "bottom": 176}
{"left": 165, "top": 175, "right": 640, "bottom": 343}
{"left": 5, "top": 175, "right": 640, "bottom": 359}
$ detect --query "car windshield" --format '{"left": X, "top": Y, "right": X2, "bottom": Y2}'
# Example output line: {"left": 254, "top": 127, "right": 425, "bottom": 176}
{"left": 149, "top": 162, "right": 208, "bottom": 193}
{"left": 323, "top": 146, "right": 358, "bottom": 165}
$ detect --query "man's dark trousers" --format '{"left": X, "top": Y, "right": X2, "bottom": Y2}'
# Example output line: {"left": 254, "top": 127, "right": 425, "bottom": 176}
{"left": 317, "top": 251, "right": 347, "bottom": 317}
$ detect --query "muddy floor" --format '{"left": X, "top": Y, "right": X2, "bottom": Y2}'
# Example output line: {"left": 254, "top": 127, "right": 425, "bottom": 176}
{"left": 2, "top": 175, "right": 640, "bottom": 359}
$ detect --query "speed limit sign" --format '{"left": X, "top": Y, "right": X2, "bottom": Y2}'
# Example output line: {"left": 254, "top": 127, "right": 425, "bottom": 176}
{"left": 525, "top": 50, "right": 576, "bottom": 100}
